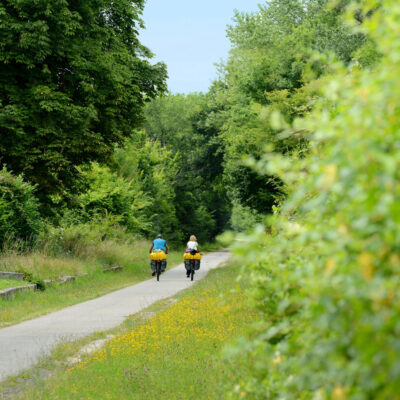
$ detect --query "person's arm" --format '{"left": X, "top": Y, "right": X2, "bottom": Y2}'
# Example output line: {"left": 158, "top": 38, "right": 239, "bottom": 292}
{"left": 149, "top": 244, "right": 153, "bottom": 254}
{"left": 165, "top": 244, "right": 168, "bottom": 254}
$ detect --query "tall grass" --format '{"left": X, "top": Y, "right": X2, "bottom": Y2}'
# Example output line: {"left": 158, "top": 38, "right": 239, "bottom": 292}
{"left": 0, "top": 241, "right": 178, "bottom": 280}
{"left": 0, "top": 252, "right": 88, "bottom": 279}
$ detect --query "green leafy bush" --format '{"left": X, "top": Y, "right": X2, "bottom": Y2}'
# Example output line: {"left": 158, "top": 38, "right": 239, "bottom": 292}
{"left": 113, "top": 132, "right": 180, "bottom": 240}
{"left": 32, "top": 279, "right": 46, "bottom": 292}
{"left": 17, "top": 268, "right": 33, "bottom": 283}
{"left": 43, "top": 214, "right": 131, "bottom": 257}
{"left": 230, "top": 1, "right": 400, "bottom": 398}
{"left": 230, "top": 200, "right": 262, "bottom": 232}
{"left": 0, "top": 168, "right": 42, "bottom": 248}
{"left": 14, "top": 264, "right": 46, "bottom": 291}
{"left": 77, "top": 162, "right": 152, "bottom": 234}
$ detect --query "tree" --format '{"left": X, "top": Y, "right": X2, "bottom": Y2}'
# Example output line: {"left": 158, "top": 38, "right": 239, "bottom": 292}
{"left": 0, "top": 167, "right": 42, "bottom": 247}
{"left": 0, "top": 0, "right": 166, "bottom": 209}
{"left": 214, "top": 0, "right": 370, "bottom": 218}
{"left": 77, "top": 162, "right": 152, "bottom": 234}
{"left": 143, "top": 93, "right": 231, "bottom": 242}
{"left": 143, "top": 93, "right": 199, "bottom": 149}
{"left": 113, "top": 131, "right": 180, "bottom": 239}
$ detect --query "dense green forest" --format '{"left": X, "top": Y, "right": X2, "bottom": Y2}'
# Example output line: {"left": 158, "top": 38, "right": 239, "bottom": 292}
{"left": 1, "top": 0, "right": 400, "bottom": 396}
{"left": 0, "top": 0, "right": 373, "bottom": 247}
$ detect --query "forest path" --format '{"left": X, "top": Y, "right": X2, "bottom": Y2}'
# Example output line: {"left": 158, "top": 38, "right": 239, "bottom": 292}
{"left": 0, "top": 251, "right": 230, "bottom": 382}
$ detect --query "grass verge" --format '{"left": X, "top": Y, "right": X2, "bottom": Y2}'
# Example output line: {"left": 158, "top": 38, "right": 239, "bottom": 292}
{"left": 6, "top": 263, "right": 256, "bottom": 400}
{"left": 0, "top": 241, "right": 168, "bottom": 279}
{"left": 0, "top": 280, "right": 25, "bottom": 291}
{"left": 0, "top": 242, "right": 184, "bottom": 327}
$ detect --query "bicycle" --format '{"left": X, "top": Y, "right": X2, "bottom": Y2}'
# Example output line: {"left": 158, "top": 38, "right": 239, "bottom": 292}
{"left": 155, "top": 259, "right": 162, "bottom": 281}
{"left": 184, "top": 258, "right": 200, "bottom": 281}
{"left": 188, "top": 259, "right": 195, "bottom": 281}
{"left": 150, "top": 252, "right": 167, "bottom": 281}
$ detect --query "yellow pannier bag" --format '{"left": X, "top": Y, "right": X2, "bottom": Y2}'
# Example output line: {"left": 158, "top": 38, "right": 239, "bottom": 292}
{"left": 183, "top": 252, "right": 202, "bottom": 260}
{"left": 150, "top": 251, "right": 167, "bottom": 261}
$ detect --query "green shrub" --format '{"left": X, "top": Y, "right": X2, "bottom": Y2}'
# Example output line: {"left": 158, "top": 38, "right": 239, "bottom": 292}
{"left": 113, "top": 132, "right": 180, "bottom": 239}
{"left": 31, "top": 278, "right": 46, "bottom": 291}
{"left": 16, "top": 267, "right": 46, "bottom": 291}
{"left": 230, "top": 200, "right": 263, "bottom": 232}
{"left": 42, "top": 214, "right": 132, "bottom": 257}
{"left": 77, "top": 163, "right": 151, "bottom": 234}
{"left": 17, "top": 268, "right": 33, "bottom": 283}
{"left": 0, "top": 167, "right": 42, "bottom": 248}
{"left": 230, "top": 1, "right": 400, "bottom": 398}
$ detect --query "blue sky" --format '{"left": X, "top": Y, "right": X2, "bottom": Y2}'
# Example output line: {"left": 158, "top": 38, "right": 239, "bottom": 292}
{"left": 140, "top": 0, "right": 262, "bottom": 94}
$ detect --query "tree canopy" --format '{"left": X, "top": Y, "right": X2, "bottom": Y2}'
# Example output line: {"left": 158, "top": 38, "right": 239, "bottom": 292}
{"left": 0, "top": 0, "right": 380, "bottom": 249}
{"left": 0, "top": 0, "right": 166, "bottom": 207}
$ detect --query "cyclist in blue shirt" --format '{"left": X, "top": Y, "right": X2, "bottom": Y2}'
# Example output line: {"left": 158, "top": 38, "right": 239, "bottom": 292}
{"left": 149, "top": 234, "right": 168, "bottom": 254}
{"left": 149, "top": 234, "right": 168, "bottom": 276}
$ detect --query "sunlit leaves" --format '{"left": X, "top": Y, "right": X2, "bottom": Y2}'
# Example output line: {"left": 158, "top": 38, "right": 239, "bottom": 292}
{"left": 230, "top": 0, "right": 400, "bottom": 398}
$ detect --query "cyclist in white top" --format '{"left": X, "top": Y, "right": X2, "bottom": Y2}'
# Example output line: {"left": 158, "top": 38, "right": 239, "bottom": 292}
{"left": 186, "top": 235, "right": 200, "bottom": 253}
{"left": 185, "top": 235, "right": 200, "bottom": 278}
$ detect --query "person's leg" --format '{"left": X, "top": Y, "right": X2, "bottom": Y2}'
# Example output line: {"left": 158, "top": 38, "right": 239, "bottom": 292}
{"left": 185, "top": 261, "right": 190, "bottom": 277}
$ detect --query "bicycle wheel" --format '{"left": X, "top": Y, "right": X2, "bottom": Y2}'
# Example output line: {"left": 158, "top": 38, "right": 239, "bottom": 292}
{"left": 190, "top": 267, "right": 194, "bottom": 281}
{"left": 156, "top": 261, "right": 161, "bottom": 281}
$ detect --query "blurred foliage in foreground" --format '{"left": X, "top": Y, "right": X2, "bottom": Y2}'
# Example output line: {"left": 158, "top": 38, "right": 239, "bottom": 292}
{"left": 228, "top": 0, "right": 400, "bottom": 398}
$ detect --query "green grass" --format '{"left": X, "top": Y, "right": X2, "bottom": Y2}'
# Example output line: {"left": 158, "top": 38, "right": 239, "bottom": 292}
{"left": 0, "top": 279, "right": 25, "bottom": 290}
{"left": 0, "top": 242, "right": 185, "bottom": 327}
{"left": 9, "top": 264, "right": 256, "bottom": 400}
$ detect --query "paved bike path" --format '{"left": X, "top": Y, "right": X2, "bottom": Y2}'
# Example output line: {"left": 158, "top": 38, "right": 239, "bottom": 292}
{"left": 0, "top": 251, "right": 230, "bottom": 382}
